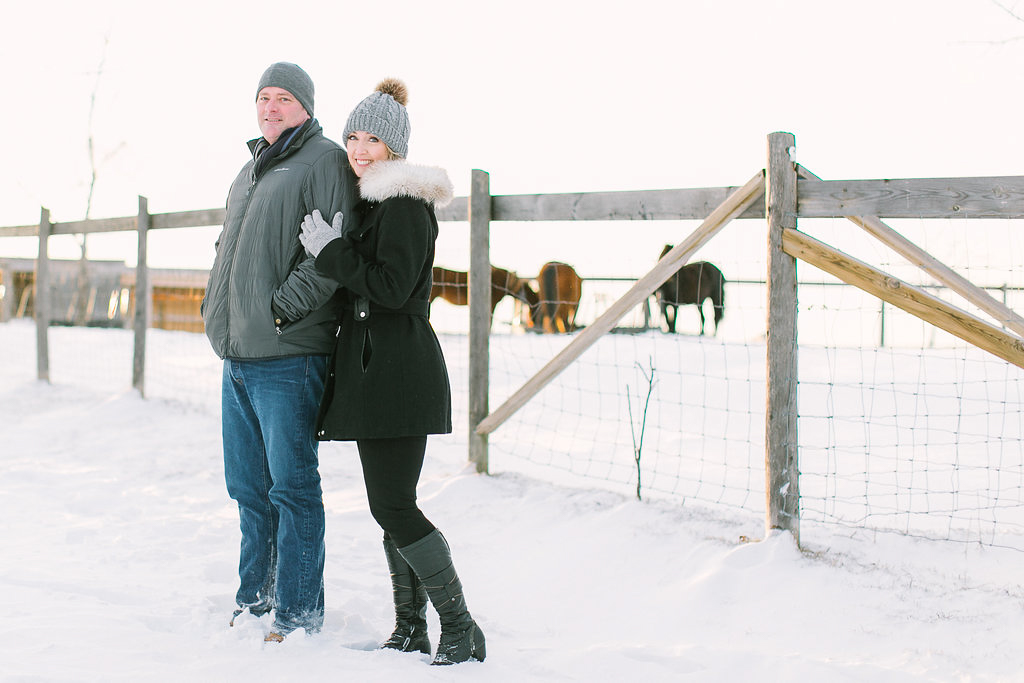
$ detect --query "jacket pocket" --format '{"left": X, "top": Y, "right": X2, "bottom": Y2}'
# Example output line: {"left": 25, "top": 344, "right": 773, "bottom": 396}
{"left": 360, "top": 328, "right": 373, "bottom": 373}
{"left": 271, "top": 300, "right": 290, "bottom": 336}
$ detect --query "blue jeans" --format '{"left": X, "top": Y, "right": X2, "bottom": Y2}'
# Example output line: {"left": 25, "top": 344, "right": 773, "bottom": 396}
{"left": 222, "top": 355, "right": 327, "bottom": 634}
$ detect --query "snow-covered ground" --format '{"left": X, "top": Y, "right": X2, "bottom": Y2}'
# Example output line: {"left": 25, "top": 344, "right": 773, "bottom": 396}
{"left": 2, "top": 318, "right": 1023, "bottom": 682}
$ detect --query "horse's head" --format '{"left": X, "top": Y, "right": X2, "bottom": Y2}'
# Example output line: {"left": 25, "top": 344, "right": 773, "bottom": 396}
{"left": 504, "top": 272, "right": 535, "bottom": 303}
{"left": 506, "top": 273, "right": 540, "bottom": 328}
{"left": 505, "top": 272, "right": 544, "bottom": 325}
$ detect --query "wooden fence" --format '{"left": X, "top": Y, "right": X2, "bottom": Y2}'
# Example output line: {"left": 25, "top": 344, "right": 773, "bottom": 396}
{"left": 3, "top": 131, "right": 1024, "bottom": 546}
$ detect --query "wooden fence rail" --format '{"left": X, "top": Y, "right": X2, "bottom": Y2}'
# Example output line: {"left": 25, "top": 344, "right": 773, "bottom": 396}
{"left": 4, "top": 173, "right": 1022, "bottom": 242}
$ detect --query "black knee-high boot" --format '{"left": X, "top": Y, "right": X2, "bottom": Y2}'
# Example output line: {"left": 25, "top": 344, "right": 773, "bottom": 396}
{"left": 380, "top": 537, "right": 431, "bottom": 654}
{"left": 397, "top": 529, "right": 485, "bottom": 665}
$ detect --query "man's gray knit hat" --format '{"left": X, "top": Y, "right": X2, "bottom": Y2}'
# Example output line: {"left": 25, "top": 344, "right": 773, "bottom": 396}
{"left": 256, "top": 62, "right": 314, "bottom": 116}
{"left": 344, "top": 78, "right": 410, "bottom": 158}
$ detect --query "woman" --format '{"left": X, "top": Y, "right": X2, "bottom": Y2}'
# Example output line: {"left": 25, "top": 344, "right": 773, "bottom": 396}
{"left": 298, "top": 79, "right": 485, "bottom": 666}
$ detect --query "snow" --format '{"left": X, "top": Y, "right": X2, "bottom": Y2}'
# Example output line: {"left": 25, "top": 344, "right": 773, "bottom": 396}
{"left": 2, "top": 318, "right": 1023, "bottom": 682}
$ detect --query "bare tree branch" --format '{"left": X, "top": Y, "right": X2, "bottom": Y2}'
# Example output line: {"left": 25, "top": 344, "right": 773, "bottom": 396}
{"left": 991, "top": 0, "right": 1024, "bottom": 23}
{"left": 84, "top": 34, "right": 110, "bottom": 223}
{"left": 626, "top": 358, "right": 656, "bottom": 501}
{"left": 74, "top": 34, "right": 112, "bottom": 325}
{"left": 957, "top": 1, "right": 1024, "bottom": 46}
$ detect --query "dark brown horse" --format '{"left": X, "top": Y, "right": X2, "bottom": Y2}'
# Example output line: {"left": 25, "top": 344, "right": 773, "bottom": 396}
{"left": 531, "top": 261, "right": 583, "bottom": 334}
{"left": 656, "top": 245, "right": 726, "bottom": 335}
{"left": 429, "top": 266, "right": 536, "bottom": 323}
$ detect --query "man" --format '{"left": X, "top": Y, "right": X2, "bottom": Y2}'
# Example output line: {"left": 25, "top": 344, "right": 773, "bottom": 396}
{"left": 202, "top": 62, "right": 352, "bottom": 640}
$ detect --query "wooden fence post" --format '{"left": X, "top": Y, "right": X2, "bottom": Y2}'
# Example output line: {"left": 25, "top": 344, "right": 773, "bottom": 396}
{"left": 765, "top": 132, "right": 800, "bottom": 544}
{"left": 468, "top": 170, "right": 491, "bottom": 473}
{"left": 880, "top": 301, "right": 887, "bottom": 347}
{"left": 0, "top": 263, "right": 10, "bottom": 322}
{"left": 132, "top": 196, "right": 150, "bottom": 397}
{"left": 35, "top": 207, "right": 52, "bottom": 383}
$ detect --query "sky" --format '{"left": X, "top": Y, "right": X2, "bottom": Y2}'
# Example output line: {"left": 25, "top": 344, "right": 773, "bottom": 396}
{"left": 3, "top": 319, "right": 1024, "bottom": 680}
{"left": 3, "top": 0, "right": 1023, "bottom": 273}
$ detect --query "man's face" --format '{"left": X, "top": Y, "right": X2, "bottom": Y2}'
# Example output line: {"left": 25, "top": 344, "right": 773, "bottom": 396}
{"left": 256, "top": 87, "right": 310, "bottom": 144}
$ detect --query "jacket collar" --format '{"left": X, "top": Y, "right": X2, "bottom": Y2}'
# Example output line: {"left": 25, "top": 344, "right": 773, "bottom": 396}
{"left": 247, "top": 119, "right": 321, "bottom": 178}
{"left": 357, "top": 160, "right": 454, "bottom": 208}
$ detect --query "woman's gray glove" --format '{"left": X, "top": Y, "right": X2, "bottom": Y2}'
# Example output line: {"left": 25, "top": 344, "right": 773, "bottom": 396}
{"left": 299, "top": 209, "right": 343, "bottom": 257}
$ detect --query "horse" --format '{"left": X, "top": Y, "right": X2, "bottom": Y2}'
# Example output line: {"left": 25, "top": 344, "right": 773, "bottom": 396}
{"left": 429, "top": 266, "right": 536, "bottom": 325}
{"left": 655, "top": 245, "right": 726, "bottom": 335}
{"left": 531, "top": 261, "right": 583, "bottom": 334}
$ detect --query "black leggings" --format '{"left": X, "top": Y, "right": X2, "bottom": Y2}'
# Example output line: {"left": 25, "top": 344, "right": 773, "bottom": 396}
{"left": 356, "top": 436, "right": 436, "bottom": 548}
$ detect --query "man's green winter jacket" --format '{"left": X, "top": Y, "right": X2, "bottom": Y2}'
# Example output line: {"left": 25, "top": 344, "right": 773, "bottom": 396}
{"left": 202, "top": 120, "right": 352, "bottom": 359}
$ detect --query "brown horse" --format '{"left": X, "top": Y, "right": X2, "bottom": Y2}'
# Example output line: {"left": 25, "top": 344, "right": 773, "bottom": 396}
{"left": 531, "top": 261, "right": 583, "bottom": 334}
{"left": 429, "top": 266, "right": 536, "bottom": 323}
{"left": 655, "top": 245, "right": 726, "bottom": 335}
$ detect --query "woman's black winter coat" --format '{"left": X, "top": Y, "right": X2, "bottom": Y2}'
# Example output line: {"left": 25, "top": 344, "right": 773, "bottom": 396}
{"left": 312, "top": 160, "right": 454, "bottom": 440}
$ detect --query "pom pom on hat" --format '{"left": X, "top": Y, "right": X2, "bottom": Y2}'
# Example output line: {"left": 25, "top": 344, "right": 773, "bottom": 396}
{"left": 375, "top": 78, "right": 408, "bottom": 106}
{"left": 344, "top": 78, "right": 411, "bottom": 158}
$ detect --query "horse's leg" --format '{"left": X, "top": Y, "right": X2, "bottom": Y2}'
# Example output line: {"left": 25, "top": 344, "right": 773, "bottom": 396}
{"left": 713, "top": 287, "right": 725, "bottom": 334}
{"left": 697, "top": 301, "right": 706, "bottom": 335}
{"left": 490, "top": 286, "right": 504, "bottom": 314}
{"left": 665, "top": 304, "right": 677, "bottom": 333}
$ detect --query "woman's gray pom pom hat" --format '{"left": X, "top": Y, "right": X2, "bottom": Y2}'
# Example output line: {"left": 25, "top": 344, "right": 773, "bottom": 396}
{"left": 344, "top": 78, "right": 411, "bottom": 158}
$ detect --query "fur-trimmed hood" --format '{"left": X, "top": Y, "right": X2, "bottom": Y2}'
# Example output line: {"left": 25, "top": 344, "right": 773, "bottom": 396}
{"left": 357, "top": 160, "right": 454, "bottom": 208}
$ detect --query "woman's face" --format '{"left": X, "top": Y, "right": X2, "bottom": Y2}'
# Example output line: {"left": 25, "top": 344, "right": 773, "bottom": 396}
{"left": 346, "top": 131, "right": 391, "bottom": 177}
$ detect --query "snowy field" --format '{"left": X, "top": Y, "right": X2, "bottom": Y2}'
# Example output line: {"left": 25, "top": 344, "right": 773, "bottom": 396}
{"left": 2, "top": 318, "right": 1024, "bottom": 682}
